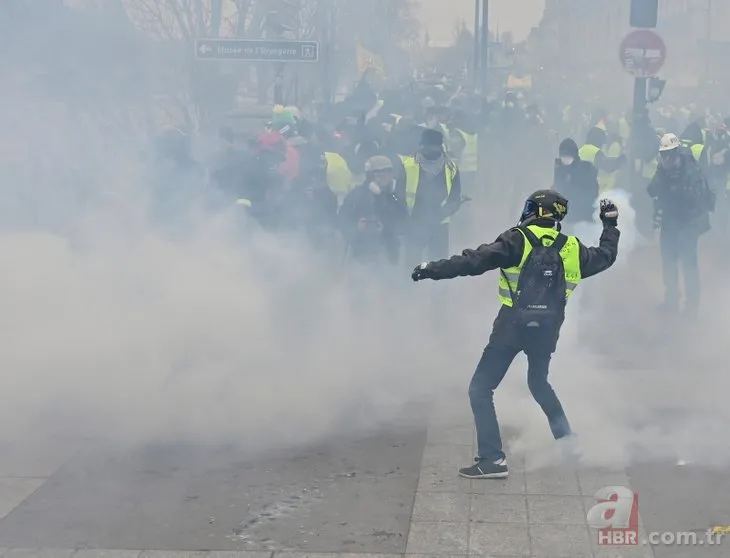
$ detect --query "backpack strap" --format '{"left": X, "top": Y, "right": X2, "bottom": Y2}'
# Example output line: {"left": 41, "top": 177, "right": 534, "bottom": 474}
{"left": 518, "top": 226, "right": 568, "bottom": 252}
{"left": 550, "top": 233, "right": 569, "bottom": 252}
{"left": 519, "top": 226, "right": 541, "bottom": 248}
{"left": 501, "top": 228, "right": 569, "bottom": 304}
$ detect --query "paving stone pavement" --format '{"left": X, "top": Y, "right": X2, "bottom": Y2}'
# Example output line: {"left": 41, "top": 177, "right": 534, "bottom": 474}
{"left": 406, "top": 398, "right": 656, "bottom": 558}
{"left": 3, "top": 399, "right": 729, "bottom": 557}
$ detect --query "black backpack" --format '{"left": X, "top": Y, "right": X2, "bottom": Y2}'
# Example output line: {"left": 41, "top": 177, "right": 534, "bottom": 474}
{"left": 502, "top": 227, "right": 569, "bottom": 328}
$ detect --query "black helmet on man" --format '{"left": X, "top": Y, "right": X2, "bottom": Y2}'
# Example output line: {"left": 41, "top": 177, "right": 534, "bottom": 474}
{"left": 519, "top": 189, "right": 569, "bottom": 225}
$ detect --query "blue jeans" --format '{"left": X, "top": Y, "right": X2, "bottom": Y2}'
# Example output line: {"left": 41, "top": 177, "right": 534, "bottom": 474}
{"left": 469, "top": 343, "right": 572, "bottom": 462}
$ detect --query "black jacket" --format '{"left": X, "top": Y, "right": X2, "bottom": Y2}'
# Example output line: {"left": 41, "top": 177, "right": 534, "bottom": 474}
{"left": 423, "top": 219, "right": 620, "bottom": 352}
{"left": 647, "top": 148, "right": 712, "bottom": 233}
{"left": 339, "top": 182, "right": 409, "bottom": 263}
{"left": 410, "top": 161, "right": 463, "bottom": 229}
{"left": 553, "top": 159, "right": 599, "bottom": 224}
{"left": 425, "top": 221, "right": 619, "bottom": 281}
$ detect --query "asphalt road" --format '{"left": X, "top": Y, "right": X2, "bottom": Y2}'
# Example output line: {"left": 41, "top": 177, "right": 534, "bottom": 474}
{"left": 0, "top": 404, "right": 730, "bottom": 557}
{"left": 0, "top": 416, "right": 428, "bottom": 554}
{"left": 628, "top": 463, "right": 730, "bottom": 558}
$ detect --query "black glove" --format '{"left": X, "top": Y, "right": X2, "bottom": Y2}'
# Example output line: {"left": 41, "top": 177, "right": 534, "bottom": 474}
{"left": 411, "top": 263, "right": 432, "bottom": 282}
{"left": 599, "top": 199, "right": 619, "bottom": 227}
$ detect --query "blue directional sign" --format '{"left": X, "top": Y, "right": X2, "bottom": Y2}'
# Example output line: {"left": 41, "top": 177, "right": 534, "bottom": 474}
{"left": 195, "top": 39, "right": 319, "bottom": 62}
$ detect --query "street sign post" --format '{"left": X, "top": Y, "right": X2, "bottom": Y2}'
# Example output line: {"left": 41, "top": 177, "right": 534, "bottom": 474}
{"left": 195, "top": 39, "right": 319, "bottom": 62}
{"left": 619, "top": 29, "right": 666, "bottom": 77}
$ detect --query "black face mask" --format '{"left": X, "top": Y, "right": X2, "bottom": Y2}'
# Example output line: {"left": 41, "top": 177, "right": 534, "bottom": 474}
{"left": 420, "top": 147, "right": 442, "bottom": 160}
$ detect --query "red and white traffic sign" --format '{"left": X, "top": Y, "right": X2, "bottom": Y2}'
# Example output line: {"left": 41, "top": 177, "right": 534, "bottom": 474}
{"left": 619, "top": 29, "right": 667, "bottom": 78}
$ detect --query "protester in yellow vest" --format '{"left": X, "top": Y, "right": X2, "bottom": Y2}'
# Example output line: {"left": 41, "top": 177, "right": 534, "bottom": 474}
{"left": 578, "top": 126, "right": 626, "bottom": 193}
{"left": 324, "top": 151, "right": 354, "bottom": 205}
{"left": 449, "top": 129, "right": 477, "bottom": 173}
{"left": 411, "top": 189, "right": 620, "bottom": 479}
{"left": 680, "top": 122, "right": 708, "bottom": 168}
{"left": 400, "top": 128, "right": 465, "bottom": 262}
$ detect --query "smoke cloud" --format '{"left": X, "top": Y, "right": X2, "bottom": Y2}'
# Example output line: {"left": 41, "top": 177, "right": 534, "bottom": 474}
{"left": 1, "top": 1, "right": 727, "bottom": 475}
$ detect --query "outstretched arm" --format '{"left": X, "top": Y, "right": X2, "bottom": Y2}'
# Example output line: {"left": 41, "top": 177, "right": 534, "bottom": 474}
{"left": 423, "top": 229, "right": 524, "bottom": 280}
{"left": 578, "top": 225, "right": 620, "bottom": 279}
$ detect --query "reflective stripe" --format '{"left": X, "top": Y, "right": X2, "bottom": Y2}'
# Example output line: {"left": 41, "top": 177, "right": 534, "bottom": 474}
{"left": 691, "top": 143, "right": 704, "bottom": 162}
{"left": 401, "top": 155, "right": 456, "bottom": 224}
{"left": 456, "top": 130, "right": 477, "bottom": 172}
{"left": 599, "top": 141, "right": 622, "bottom": 192}
{"left": 497, "top": 226, "right": 582, "bottom": 307}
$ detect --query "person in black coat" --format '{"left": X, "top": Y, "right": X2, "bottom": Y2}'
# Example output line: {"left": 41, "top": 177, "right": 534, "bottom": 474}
{"left": 339, "top": 155, "right": 409, "bottom": 265}
{"left": 648, "top": 133, "right": 714, "bottom": 315}
{"left": 553, "top": 138, "right": 599, "bottom": 227}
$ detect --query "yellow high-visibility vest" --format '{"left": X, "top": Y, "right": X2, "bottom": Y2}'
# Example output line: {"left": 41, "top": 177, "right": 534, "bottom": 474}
{"left": 691, "top": 143, "right": 705, "bottom": 163}
{"left": 619, "top": 117, "right": 631, "bottom": 142}
{"left": 600, "top": 141, "right": 623, "bottom": 193}
{"left": 400, "top": 155, "right": 456, "bottom": 225}
{"left": 456, "top": 130, "right": 477, "bottom": 172}
{"left": 578, "top": 144, "right": 600, "bottom": 164}
{"left": 642, "top": 158, "right": 658, "bottom": 180}
{"left": 498, "top": 226, "right": 582, "bottom": 307}
{"left": 580, "top": 143, "right": 620, "bottom": 193}
{"left": 324, "top": 151, "right": 353, "bottom": 204}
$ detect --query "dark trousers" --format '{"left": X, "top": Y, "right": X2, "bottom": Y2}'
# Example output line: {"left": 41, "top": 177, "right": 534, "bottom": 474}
{"left": 468, "top": 342, "right": 572, "bottom": 462}
{"left": 660, "top": 228, "right": 700, "bottom": 308}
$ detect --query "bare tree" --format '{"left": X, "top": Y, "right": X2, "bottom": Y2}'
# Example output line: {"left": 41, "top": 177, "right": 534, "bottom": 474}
{"left": 329, "top": 0, "right": 419, "bottom": 82}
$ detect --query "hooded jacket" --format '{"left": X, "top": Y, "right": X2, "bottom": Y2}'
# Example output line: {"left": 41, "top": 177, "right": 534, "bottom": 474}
{"left": 553, "top": 140, "right": 599, "bottom": 224}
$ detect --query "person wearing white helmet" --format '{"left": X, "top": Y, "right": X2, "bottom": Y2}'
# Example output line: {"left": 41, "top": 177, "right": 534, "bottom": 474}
{"left": 648, "top": 132, "right": 715, "bottom": 317}
{"left": 658, "top": 132, "right": 681, "bottom": 155}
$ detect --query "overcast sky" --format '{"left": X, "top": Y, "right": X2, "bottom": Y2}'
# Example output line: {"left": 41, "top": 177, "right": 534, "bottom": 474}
{"left": 418, "top": 0, "right": 545, "bottom": 42}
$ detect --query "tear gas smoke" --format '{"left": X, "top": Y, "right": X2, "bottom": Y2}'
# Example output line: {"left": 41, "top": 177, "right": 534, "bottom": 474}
{"left": 1, "top": 4, "right": 728, "bottom": 472}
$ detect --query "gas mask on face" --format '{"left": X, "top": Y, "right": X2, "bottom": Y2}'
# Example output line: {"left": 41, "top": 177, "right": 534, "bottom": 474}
{"left": 369, "top": 170, "right": 395, "bottom": 194}
{"left": 560, "top": 156, "right": 574, "bottom": 166}
{"left": 368, "top": 181, "right": 382, "bottom": 195}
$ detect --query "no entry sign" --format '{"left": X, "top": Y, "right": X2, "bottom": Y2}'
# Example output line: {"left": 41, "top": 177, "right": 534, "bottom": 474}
{"left": 619, "top": 29, "right": 667, "bottom": 77}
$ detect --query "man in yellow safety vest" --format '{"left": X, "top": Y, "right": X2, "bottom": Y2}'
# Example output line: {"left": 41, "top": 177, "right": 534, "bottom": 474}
{"left": 578, "top": 125, "right": 626, "bottom": 193}
{"left": 411, "top": 189, "right": 620, "bottom": 479}
{"left": 400, "top": 128, "right": 467, "bottom": 263}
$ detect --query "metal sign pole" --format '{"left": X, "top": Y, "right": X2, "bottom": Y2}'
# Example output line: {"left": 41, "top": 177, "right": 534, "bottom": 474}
{"left": 479, "top": 0, "right": 489, "bottom": 96}
{"left": 477, "top": 0, "right": 489, "bottom": 179}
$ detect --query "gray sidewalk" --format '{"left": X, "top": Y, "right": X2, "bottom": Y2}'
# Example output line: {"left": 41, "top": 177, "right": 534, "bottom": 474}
{"left": 0, "top": 400, "right": 660, "bottom": 557}
{"left": 406, "top": 398, "right": 654, "bottom": 557}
